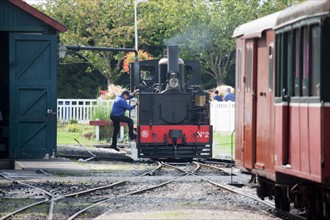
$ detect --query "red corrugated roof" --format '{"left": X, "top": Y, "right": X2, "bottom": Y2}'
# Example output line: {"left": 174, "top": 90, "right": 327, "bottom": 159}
{"left": 9, "top": 0, "right": 68, "bottom": 32}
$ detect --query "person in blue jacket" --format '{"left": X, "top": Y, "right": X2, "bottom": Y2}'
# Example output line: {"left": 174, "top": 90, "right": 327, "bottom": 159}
{"left": 213, "top": 90, "right": 223, "bottom": 101}
{"left": 224, "top": 88, "right": 235, "bottom": 102}
{"left": 110, "top": 89, "right": 139, "bottom": 151}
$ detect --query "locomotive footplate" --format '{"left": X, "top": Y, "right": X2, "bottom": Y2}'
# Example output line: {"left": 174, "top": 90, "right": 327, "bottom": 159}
{"left": 136, "top": 125, "right": 212, "bottom": 159}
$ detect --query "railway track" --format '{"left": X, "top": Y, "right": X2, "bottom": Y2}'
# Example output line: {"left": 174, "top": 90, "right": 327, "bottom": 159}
{"left": 0, "top": 162, "right": 165, "bottom": 220}
{"left": 1, "top": 161, "right": 190, "bottom": 219}
{"left": 0, "top": 160, "right": 306, "bottom": 220}
{"left": 161, "top": 162, "right": 275, "bottom": 208}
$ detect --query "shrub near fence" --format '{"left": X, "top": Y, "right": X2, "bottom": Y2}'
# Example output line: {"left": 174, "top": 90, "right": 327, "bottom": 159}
{"left": 57, "top": 99, "right": 235, "bottom": 133}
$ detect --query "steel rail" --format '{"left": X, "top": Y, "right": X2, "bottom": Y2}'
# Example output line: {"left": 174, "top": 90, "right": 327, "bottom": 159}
{"left": 49, "top": 162, "right": 162, "bottom": 219}
{"left": 0, "top": 172, "right": 54, "bottom": 197}
{"left": 198, "top": 175, "right": 275, "bottom": 208}
{"left": 67, "top": 162, "right": 187, "bottom": 219}
{"left": 67, "top": 176, "right": 187, "bottom": 220}
{"left": 159, "top": 162, "right": 275, "bottom": 209}
{"left": 196, "top": 162, "right": 307, "bottom": 219}
{"left": 48, "top": 162, "right": 163, "bottom": 219}
{"left": 196, "top": 161, "right": 253, "bottom": 182}
{"left": 161, "top": 161, "right": 200, "bottom": 174}
{"left": 47, "top": 181, "right": 127, "bottom": 220}
{"left": 0, "top": 199, "right": 50, "bottom": 220}
{"left": 196, "top": 161, "right": 233, "bottom": 174}
{"left": 0, "top": 162, "right": 163, "bottom": 220}
{"left": 0, "top": 172, "right": 55, "bottom": 220}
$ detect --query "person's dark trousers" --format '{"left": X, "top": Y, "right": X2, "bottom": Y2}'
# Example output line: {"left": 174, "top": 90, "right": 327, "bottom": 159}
{"left": 110, "top": 115, "right": 134, "bottom": 147}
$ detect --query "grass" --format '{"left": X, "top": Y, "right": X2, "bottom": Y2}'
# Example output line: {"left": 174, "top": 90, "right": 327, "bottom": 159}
{"left": 57, "top": 129, "right": 101, "bottom": 146}
{"left": 212, "top": 131, "right": 235, "bottom": 159}
{"left": 56, "top": 123, "right": 235, "bottom": 158}
{"left": 57, "top": 122, "right": 104, "bottom": 146}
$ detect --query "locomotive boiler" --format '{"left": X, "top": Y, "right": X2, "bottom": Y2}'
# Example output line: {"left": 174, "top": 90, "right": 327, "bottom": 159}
{"left": 130, "top": 45, "right": 212, "bottom": 159}
{"left": 233, "top": 0, "right": 330, "bottom": 219}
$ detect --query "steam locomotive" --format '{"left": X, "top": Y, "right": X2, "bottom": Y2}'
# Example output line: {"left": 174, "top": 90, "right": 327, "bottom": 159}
{"left": 233, "top": 0, "right": 330, "bottom": 219}
{"left": 129, "top": 45, "right": 212, "bottom": 159}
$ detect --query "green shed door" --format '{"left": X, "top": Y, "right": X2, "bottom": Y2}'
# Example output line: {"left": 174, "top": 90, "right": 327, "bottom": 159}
{"left": 9, "top": 34, "right": 57, "bottom": 159}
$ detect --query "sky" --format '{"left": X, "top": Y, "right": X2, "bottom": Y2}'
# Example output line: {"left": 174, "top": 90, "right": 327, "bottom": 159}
{"left": 24, "top": 0, "right": 47, "bottom": 5}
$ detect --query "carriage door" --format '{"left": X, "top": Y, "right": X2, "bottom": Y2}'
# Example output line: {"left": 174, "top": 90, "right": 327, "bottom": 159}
{"left": 9, "top": 34, "right": 57, "bottom": 159}
{"left": 243, "top": 40, "right": 257, "bottom": 169}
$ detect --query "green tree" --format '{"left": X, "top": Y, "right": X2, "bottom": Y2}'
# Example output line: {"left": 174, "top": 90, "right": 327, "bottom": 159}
{"left": 164, "top": 0, "right": 305, "bottom": 86}
{"left": 40, "top": 0, "right": 136, "bottom": 85}
{"left": 40, "top": 0, "right": 306, "bottom": 89}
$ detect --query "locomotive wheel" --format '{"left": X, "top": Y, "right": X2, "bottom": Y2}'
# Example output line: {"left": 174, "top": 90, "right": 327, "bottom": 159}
{"left": 308, "top": 192, "right": 326, "bottom": 220}
{"left": 324, "top": 192, "right": 330, "bottom": 220}
{"left": 274, "top": 187, "right": 290, "bottom": 212}
{"left": 256, "top": 177, "right": 267, "bottom": 200}
{"left": 308, "top": 196, "right": 319, "bottom": 220}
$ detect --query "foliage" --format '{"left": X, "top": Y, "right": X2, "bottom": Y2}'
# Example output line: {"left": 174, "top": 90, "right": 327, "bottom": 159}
{"left": 140, "top": 0, "right": 304, "bottom": 86}
{"left": 65, "top": 123, "right": 82, "bottom": 133}
{"left": 39, "top": 0, "right": 136, "bottom": 85}
{"left": 69, "top": 119, "right": 78, "bottom": 124}
{"left": 122, "top": 50, "right": 153, "bottom": 73}
{"left": 58, "top": 63, "right": 107, "bottom": 98}
{"left": 92, "top": 103, "right": 111, "bottom": 120}
{"left": 39, "top": 0, "right": 306, "bottom": 89}
{"left": 99, "top": 84, "right": 124, "bottom": 100}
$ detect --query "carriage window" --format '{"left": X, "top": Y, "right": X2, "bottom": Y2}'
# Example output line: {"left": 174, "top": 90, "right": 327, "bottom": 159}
{"left": 293, "top": 29, "right": 302, "bottom": 97}
{"left": 275, "top": 34, "right": 282, "bottom": 97}
{"left": 245, "top": 46, "right": 252, "bottom": 92}
{"left": 282, "top": 32, "right": 289, "bottom": 99}
{"left": 140, "top": 66, "right": 155, "bottom": 81}
{"left": 287, "top": 31, "right": 293, "bottom": 97}
{"left": 311, "top": 25, "right": 320, "bottom": 97}
{"left": 275, "top": 32, "right": 289, "bottom": 99}
{"left": 237, "top": 49, "right": 242, "bottom": 92}
{"left": 302, "top": 27, "right": 310, "bottom": 96}
{"left": 268, "top": 44, "right": 273, "bottom": 91}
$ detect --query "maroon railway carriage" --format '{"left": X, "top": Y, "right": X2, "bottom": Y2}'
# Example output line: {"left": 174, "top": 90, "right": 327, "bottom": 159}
{"left": 233, "top": 11, "right": 280, "bottom": 181}
{"left": 233, "top": 0, "right": 330, "bottom": 219}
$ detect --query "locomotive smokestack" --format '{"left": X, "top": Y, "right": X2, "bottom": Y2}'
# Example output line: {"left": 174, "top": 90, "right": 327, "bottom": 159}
{"left": 167, "top": 45, "right": 179, "bottom": 73}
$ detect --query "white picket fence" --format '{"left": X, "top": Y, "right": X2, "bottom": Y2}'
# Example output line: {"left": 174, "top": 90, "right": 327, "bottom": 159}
{"left": 209, "top": 101, "right": 235, "bottom": 133}
{"left": 57, "top": 99, "right": 235, "bottom": 133}
{"left": 57, "top": 99, "right": 114, "bottom": 123}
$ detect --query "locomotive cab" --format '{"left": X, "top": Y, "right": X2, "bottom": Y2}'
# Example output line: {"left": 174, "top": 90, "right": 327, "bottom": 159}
{"left": 158, "top": 47, "right": 185, "bottom": 93}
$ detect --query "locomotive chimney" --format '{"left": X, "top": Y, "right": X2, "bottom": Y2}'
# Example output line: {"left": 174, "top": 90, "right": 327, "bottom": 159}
{"left": 167, "top": 45, "right": 179, "bottom": 74}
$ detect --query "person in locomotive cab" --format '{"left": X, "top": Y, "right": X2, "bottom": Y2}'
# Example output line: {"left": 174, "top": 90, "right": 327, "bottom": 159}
{"left": 110, "top": 89, "right": 139, "bottom": 151}
{"left": 165, "top": 72, "right": 181, "bottom": 91}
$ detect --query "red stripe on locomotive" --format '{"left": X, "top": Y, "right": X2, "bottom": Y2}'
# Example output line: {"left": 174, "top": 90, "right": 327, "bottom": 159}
{"left": 138, "top": 125, "right": 211, "bottom": 144}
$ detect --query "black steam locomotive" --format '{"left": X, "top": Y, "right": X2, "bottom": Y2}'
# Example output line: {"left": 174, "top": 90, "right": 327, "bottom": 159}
{"left": 130, "top": 45, "right": 212, "bottom": 159}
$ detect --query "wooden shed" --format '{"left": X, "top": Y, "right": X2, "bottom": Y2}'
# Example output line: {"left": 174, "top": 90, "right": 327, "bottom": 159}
{"left": 0, "top": 0, "right": 67, "bottom": 159}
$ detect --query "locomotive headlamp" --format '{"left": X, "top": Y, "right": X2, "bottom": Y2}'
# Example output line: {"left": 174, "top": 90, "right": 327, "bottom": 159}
{"left": 169, "top": 78, "right": 179, "bottom": 89}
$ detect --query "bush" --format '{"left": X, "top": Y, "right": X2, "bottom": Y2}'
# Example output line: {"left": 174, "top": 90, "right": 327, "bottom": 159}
{"left": 65, "top": 123, "right": 82, "bottom": 133}
{"left": 69, "top": 119, "right": 78, "bottom": 124}
{"left": 92, "top": 103, "right": 111, "bottom": 120}
{"left": 82, "top": 130, "right": 94, "bottom": 140}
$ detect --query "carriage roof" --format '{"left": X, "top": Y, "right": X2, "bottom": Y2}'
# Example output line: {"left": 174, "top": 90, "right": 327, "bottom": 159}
{"left": 233, "top": 0, "right": 330, "bottom": 38}
{"left": 276, "top": 0, "right": 330, "bottom": 28}
{"left": 232, "top": 11, "right": 281, "bottom": 39}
